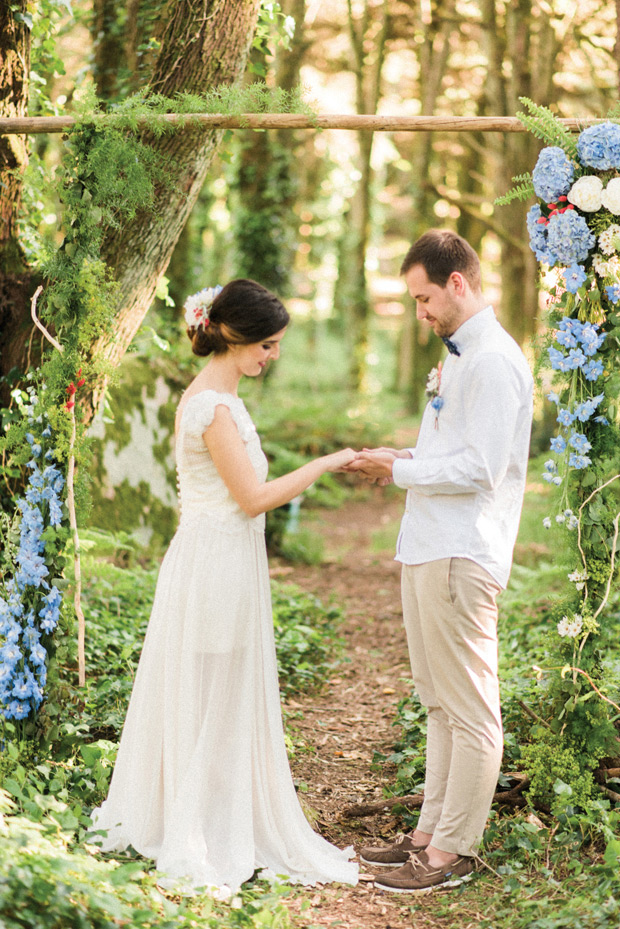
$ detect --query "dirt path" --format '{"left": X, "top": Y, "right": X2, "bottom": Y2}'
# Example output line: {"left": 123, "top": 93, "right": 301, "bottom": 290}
{"left": 271, "top": 489, "right": 456, "bottom": 929}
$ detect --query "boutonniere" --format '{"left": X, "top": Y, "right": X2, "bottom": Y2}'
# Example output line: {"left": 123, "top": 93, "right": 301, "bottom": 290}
{"left": 425, "top": 361, "right": 444, "bottom": 428}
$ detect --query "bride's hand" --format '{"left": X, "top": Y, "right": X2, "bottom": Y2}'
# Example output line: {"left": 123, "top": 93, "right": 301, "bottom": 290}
{"left": 324, "top": 448, "right": 359, "bottom": 472}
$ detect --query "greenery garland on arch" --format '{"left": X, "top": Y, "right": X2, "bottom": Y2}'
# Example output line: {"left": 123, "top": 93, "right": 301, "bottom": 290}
{"left": 502, "top": 99, "right": 620, "bottom": 808}
{"left": 0, "top": 83, "right": 312, "bottom": 745}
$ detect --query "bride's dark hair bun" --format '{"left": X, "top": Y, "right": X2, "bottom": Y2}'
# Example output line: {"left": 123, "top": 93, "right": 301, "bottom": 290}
{"left": 187, "top": 279, "right": 289, "bottom": 357}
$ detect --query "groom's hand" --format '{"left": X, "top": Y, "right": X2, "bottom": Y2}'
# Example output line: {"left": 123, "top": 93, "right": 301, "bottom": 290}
{"left": 348, "top": 450, "right": 396, "bottom": 480}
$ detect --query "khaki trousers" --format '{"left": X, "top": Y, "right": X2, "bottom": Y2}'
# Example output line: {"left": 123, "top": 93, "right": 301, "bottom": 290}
{"left": 401, "top": 557, "right": 503, "bottom": 856}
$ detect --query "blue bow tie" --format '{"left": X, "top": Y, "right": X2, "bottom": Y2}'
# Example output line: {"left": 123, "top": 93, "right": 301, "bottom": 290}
{"left": 442, "top": 336, "right": 461, "bottom": 356}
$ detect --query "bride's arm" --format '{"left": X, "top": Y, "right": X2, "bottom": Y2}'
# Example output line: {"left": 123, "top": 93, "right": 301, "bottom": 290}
{"left": 203, "top": 405, "right": 357, "bottom": 518}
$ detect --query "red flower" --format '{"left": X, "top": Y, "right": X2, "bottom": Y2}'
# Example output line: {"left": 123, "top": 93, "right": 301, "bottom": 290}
{"left": 66, "top": 382, "right": 76, "bottom": 396}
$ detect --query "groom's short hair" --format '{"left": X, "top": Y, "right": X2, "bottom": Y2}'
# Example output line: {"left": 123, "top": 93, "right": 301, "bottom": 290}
{"left": 401, "top": 229, "right": 481, "bottom": 292}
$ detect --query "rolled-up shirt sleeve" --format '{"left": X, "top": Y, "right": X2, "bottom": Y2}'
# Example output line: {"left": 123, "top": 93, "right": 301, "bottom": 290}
{"left": 392, "top": 353, "right": 527, "bottom": 495}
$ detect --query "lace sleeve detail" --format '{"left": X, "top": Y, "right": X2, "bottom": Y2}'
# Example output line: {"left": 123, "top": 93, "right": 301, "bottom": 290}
{"left": 181, "top": 391, "right": 257, "bottom": 444}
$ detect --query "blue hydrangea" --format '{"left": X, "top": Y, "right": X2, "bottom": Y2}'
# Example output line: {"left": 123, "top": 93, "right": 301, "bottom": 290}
{"left": 577, "top": 122, "right": 620, "bottom": 170}
{"left": 532, "top": 147, "right": 575, "bottom": 201}
{"left": 546, "top": 210, "right": 596, "bottom": 266}
{"left": 526, "top": 205, "right": 554, "bottom": 263}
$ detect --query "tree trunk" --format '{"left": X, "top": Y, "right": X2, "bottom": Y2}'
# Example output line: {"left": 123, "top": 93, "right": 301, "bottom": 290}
{"left": 0, "top": 1, "right": 33, "bottom": 399}
{"left": 335, "top": 0, "right": 388, "bottom": 391}
{"left": 0, "top": 0, "right": 261, "bottom": 413}
{"left": 396, "top": 0, "right": 456, "bottom": 411}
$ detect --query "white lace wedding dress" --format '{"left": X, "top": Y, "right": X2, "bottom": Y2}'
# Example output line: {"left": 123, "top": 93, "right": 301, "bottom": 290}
{"left": 91, "top": 389, "right": 358, "bottom": 893}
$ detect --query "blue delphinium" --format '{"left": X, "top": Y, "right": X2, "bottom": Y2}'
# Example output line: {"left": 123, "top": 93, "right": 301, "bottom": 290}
{"left": 532, "top": 147, "right": 575, "bottom": 201}
{"left": 550, "top": 435, "right": 567, "bottom": 453}
{"left": 546, "top": 210, "right": 596, "bottom": 266}
{"left": 561, "top": 264, "right": 587, "bottom": 294}
{"left": 569, "top": 432, "right": 592, "bottom": 454}
{"left": 579, "top": 324, "right": 606, "bottom": 356}
{"left": 583, "top": 358, "right": 604, "bottom": 381}
{"left": 605, "top": 283, "right": 620, "bottom": 304}
{"left": 544, "top": 317, "right": 608, "bottom": 483}
{"left": 557, "top": 408, "right": 575, "bottom": 426}
{"left": 0, "top": 424, "right": 65, "bottom": 721}
{"left": 569, "top": 453, "right": 592, "bottom": 470}
{"left": 577, "top": 122, "right": 620, "bottom": 170}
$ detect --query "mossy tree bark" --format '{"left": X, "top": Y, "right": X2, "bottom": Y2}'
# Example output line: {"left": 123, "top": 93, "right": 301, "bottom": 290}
{"left": 0, "top": 0, "right": 261, "bottom": 416}
{"left": 0, "top": 2, "right": 34, "bottom": 394}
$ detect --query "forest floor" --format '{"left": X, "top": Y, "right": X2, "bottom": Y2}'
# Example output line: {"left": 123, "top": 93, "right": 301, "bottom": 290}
{"left": 271, "top": 488, "right": 478, "bottom": 929}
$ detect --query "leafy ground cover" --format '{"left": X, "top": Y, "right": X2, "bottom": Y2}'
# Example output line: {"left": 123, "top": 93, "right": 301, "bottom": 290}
{"left": 2, "top": 459, "right": 620, "bottom": 928}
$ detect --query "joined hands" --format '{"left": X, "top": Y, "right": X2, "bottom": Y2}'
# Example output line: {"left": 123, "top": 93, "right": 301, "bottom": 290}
{"left": 335, "top": 447, "right": 413, "bottom": 485}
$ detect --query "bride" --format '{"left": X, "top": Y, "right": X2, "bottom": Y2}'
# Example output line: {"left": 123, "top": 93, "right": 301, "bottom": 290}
{"left": 91, "top": 278, "right": 359, "bottom": 894}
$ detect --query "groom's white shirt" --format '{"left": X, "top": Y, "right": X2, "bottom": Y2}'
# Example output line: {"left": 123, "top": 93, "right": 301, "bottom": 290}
{"left": 392, "top": 306, "right": 533, "bottom": 588}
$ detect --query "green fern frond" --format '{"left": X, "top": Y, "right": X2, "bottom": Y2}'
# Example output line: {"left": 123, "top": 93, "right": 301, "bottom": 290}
{"left": 494, "top": 173, "right": 535, "bottom": 206}
{"left": 516, "top": 98, "right": 578, "bottom": 158}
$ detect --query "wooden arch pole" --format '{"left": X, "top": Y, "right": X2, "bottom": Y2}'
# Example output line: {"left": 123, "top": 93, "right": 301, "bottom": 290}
{"left": 0, "top": 114, "right": 602, "bottom": 136}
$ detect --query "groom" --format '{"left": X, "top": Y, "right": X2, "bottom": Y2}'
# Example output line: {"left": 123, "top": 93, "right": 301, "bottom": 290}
{"left": 351, "top": 230, "right": 533, "bottom": 892}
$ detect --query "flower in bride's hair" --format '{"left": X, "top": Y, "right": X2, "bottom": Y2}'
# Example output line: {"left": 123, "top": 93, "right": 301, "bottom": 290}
{"left": 184, "top": 286, "right": 223, "bottom": 330}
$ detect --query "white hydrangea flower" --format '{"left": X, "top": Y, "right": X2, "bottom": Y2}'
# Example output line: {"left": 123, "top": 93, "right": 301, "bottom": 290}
{"left": 601, "top": 177, "right": 620, "bottom": 214}
{"left": 567, "top": 175, "right": 604, "bottom": 212}
{"left": 597, "top": 224, "right": 620, "bottom": 255}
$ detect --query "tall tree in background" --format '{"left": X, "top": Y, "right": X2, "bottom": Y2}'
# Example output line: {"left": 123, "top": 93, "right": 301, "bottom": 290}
{"left": 392, "top": 0, "right": 457, "bottom": 410}
{"left": 334, "top": 0, "right": 389, "bottom": 391}
{"left": 230, "top": 5, "right": 300, "bottom": 295}
{"left": 0, "top": 0, "right": 262, "bottom": 411}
